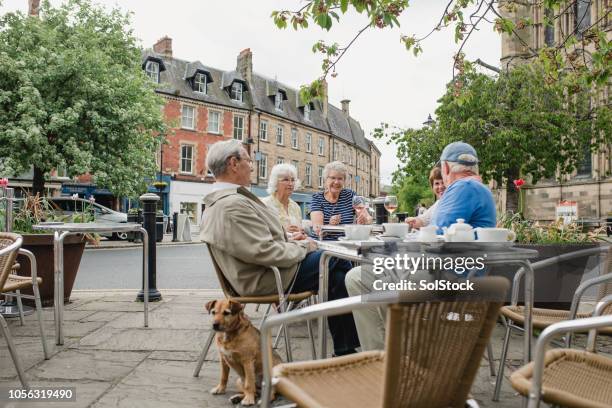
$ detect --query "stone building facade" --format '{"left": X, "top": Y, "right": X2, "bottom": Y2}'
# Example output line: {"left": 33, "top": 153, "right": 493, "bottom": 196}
{"left": 142, "top": 38, "right": 380, "bottom": 225}
{"left": 498, "top": 0, "right": 611, "bottom": 221}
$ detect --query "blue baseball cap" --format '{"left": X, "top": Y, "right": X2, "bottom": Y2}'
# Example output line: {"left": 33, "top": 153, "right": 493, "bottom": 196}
{"left": 440, "top": 142, "right": 479, "bottom": 165}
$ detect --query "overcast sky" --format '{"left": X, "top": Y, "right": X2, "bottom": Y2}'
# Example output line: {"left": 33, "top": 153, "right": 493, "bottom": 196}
{"left": 1, "top": 0, "right": 501, "bottom": 185}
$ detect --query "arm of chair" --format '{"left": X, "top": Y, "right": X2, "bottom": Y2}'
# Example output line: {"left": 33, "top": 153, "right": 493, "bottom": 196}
{"left": 270, "top": 266, "right": 287, "bottom": 312}
{"left": 586, "top": 294, "right": 612, "bottom": 352}
{"left": 527, "top": 314, "right": 612, "bottom": 408}
{"left": 17, "top": 248, "right": 38, "bottom": 285}
{"left": 0, "top": 236, "right": 22, "bottom": 258}
{"left": 259, "top": 293, "right": 398, "bottom": 408}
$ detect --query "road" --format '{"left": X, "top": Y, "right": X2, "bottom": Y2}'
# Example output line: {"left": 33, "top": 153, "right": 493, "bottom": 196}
{"left": 74, "top": 244, "right": 219, "bottom": 290}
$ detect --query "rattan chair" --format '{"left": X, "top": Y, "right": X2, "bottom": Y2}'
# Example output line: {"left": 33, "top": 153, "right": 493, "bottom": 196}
{"left": 192, "top": 243, "right": 316, "bottom": 377}
{"left": 510, "top": 299, "right": 612, "bottom": 408}
{"left": 493, "top": 244, "right": 611, "bottom": 400}
{"left": 260, "top": 277, "right": 509, "bottom": 408}
{"left": 0, "top": 232, "right": 50, "bottom": 388}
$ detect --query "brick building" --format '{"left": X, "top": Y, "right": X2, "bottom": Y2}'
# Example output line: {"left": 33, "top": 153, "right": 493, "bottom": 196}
{"left": 497, "top": 0, "right": 611, "bottom": 222}
{"left": 142, "top": 38, "right": 381, "bottom": 225}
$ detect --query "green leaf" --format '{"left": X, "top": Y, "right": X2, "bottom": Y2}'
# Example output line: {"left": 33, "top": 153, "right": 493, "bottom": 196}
{"left": 340, "top": 0, "right": 349, "bottom": 13}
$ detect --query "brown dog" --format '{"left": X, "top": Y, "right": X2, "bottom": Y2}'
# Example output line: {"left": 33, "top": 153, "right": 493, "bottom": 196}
{"left": 206, "top": 299, "right": 282, "bottom": 406}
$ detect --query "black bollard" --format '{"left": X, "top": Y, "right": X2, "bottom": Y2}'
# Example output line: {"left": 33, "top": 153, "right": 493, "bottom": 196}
{"left": 137, "top": 193, "right": 162, "bottom": 302}
{"left": 172, "top": 212, "right": 179, "bottom": 242}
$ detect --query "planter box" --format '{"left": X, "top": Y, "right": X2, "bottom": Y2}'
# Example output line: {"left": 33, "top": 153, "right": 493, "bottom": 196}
{"left": 489, "top": 243, "right": 600, "bottom": 310}
{"left": 16, "top": 234, "right": 86, "bottom": 307}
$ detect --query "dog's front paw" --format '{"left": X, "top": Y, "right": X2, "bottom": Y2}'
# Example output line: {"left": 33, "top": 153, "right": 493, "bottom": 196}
{"left": 241, "top": 395, "right": 256, "bottom": 406}
{"left": 210, "top": 384, "right": 226, "bottom": 395}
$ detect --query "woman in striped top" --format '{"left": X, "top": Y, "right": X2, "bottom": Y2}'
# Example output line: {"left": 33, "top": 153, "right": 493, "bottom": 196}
{"left": 310, "top": 161, "right": 372, "bottom": 239}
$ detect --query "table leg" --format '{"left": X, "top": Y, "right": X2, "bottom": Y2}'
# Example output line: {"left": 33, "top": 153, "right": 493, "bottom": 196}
{"left": 317, "top": 251, "right": 330, "bottom": 359}
{"left": 54, "top": 231, "right": 69, "bottom": 346}
{"left": 140, "top": 228, "right": 149, "bottom": 328}
{"left": 522, "top": 260, "right": 535, "bottom": 364}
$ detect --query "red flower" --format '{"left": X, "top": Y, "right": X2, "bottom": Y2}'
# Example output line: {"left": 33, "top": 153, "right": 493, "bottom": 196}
{"left": 0, "top": 178, "right": 8, "bottom": 188}
{"left": 513, "top": 178, "right": 525, "bottom": 189}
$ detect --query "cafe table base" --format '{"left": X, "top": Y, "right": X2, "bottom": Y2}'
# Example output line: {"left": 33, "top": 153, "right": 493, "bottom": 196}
{"left": 33, "top": 223, "right": 149, "bottom": 346}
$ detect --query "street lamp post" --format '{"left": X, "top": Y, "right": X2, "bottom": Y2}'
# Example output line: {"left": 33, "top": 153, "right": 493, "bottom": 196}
{"left": 423, "top": 114, "right": 435, "bottom": 127}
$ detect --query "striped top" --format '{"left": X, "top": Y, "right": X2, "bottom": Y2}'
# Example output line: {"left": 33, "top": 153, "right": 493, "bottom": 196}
{"left": 310, "top": 189, "right": 356, "bottom": 240}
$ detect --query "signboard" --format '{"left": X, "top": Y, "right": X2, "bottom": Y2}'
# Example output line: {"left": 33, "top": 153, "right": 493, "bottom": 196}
{"left": 556, "top": 200, "right": 578, "bottom": 224}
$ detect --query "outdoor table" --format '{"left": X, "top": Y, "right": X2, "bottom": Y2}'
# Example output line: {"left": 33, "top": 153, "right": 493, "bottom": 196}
{"left": 315, "top": 239, "right": 539, "bottom": 365}
{"left": 319, "top": 224, "right": 384, "bottom": 240}
{"left": 32, "top": 222, "right": 149, "bottom": 345}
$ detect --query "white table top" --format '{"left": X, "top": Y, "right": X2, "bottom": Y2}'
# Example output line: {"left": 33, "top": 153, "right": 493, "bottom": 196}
{"left": 32, "top": 222, "right": 143, "bottom": 233}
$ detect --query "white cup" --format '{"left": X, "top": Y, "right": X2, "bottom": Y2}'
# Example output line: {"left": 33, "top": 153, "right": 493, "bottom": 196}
{"left": 301, "top": 220, "right": 313, "bottom": 235}
{"left": 382, "top": 223, "right": 409, "bottom": 237}
{"left": 417, "top": 225, "right": 438, "bottom": 242}
{"left": 344, "top": 225, "right": 372, "bottom": 240}
{"left": 475, "top": 228, "right": 516, "bottom": 242}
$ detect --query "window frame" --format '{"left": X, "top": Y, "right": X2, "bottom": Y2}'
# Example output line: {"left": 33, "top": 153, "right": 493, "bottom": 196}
{"left": 259, "top": 120, "right": 268, "bottom": 141}
{"left": 233, "top": 115, "right": 245, "bottom": 141}
{"left": 145, "top": 60, "right": 160, "bottom": 83}
{"left": 259, "top": 153, "right": 268, "bottom": 179}
{"left": 305, "top": 133, "right": 312, "bottom": 153}
{"left": 194, "top": 73, "right": 207, "bottom": 94}
{"left": 208, "top": 110, "right": 221, "bottom": 134}
{"left": 181, "top": 105, "right": 196, "bottom": 130}
{"left": 318, "top": 137, "right": 325, "bottom": 156}
{"left": 304, "top": 103, "right": 311, "bottom": 121}
{"left": 305, "top": 163, "right": 312, "bottom": 186}
{"left": 318, "top": 165, "right": 324, "bottom": 188}
{"left": 291, "top": 128, "right": 299, "bottom": 149}
{"left": 275, "top": 92, "right": 283, "bottom": 111}
{"left": 231, "top": 82, "right": 243, "bottom": 102}
{"left": 180, "top": 144, "right": 195, "bottom": 174}
{"left": 276, "top": 124, "right": 284, "bottom": 146}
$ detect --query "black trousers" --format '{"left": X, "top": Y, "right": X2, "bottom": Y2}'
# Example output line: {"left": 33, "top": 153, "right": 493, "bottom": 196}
{"left": 291, "top": 250, "right": 360, "bottom": 354}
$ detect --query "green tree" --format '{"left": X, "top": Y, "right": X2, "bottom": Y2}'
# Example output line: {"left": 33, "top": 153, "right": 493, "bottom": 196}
{"left": 0, "top": 0, "right": 167, "bottom": 197}
{"left": 273, "top": 1, "right": 611, "bottom": 102}
{"left": 375, "top": 62, "right": 611, "bottom": 212}
{"left": 391, "top": 174, "right": 432, "bottom": 215}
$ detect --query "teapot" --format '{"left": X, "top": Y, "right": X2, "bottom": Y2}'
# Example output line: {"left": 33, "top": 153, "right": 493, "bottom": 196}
{"left": 442, "top": 219, "right": 475, "bottom": 242}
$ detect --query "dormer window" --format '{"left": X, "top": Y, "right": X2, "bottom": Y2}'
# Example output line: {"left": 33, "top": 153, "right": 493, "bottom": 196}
{"left": 194, "top": 73, "right": 207, "bottom": 93}
{"left": 275, "top": 92, "right": 283, "bottom": 111}
{"left": 304, "top": 103, "right": 311, "bottom": 121}
{"left": 231, "top": 82, "right": 243, "bottom": 102}
{"left": 145, "top": 60, "right": 160, "bottom": 83}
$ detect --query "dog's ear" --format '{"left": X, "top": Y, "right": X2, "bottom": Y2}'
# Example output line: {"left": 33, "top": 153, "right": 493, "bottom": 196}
{"left": 205, "top": 300, "right": 217, "bottom": 313}
{"left": 229, "top": 300, "right": 243, "bottom": 314}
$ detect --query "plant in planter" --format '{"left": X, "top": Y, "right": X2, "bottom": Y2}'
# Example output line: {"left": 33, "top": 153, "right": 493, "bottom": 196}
{"left": 493, "top": 212, "right": 606, "bottom": 309}
{"left": 11, "top": 194, "right": 98, "bottom": 307}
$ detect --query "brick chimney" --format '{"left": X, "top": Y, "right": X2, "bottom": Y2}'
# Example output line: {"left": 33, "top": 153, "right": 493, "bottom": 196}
{"left": 28, "top": 0, "right": 40, "bottom": 16}
{"left": 321, "top": 79, "right": 329, "bottom": 119}
{"left": 153, "top": 36, "right": 173, "bottom": 58}
{"left": 341, "top": 99, "right": 350, "bottom": 117}
{"left": 237, "top": 48, "right": 253, "bottom": 84}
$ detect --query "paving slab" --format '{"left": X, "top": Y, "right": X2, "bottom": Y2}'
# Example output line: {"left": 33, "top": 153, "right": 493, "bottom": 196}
{"left": 28, "top": 350, "right": 149, "bottom": 382}
{"left": 75, "top": 327, "right": 207, "bottom": 352}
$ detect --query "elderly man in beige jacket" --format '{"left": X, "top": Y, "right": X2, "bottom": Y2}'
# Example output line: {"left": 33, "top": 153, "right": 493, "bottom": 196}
{"left": 200, "top": 139, "right": 359, "bottom": 356}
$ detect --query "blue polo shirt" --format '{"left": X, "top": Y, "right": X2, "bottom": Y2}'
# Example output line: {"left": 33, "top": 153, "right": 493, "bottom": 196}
{"left": 431, "top": 178, "right": 496, "bottom": 233}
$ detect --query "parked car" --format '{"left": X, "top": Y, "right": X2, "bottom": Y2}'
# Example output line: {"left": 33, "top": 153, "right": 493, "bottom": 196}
{"left": 46, "top": 197, "right": 128, "bottom": 240}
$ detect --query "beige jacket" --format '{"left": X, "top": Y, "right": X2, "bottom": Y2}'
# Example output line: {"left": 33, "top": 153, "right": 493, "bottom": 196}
{"left": 200, "top": 186, "right": 308, "bottom": 296}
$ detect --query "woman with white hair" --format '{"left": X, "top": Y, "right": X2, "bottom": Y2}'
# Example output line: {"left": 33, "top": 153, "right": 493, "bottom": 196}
{"left": 262, "top": 163, "right": 304, "bottom": 236}
{"left": 310, "top": 161, "right": 371, "bottom": 239}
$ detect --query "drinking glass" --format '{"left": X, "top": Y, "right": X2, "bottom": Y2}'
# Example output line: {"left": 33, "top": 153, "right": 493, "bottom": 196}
{"left": 384, "top": 195, "right": 398, "bottom": 222}
{"left": 352, "top": 195, "right": 366, "bottom": 223}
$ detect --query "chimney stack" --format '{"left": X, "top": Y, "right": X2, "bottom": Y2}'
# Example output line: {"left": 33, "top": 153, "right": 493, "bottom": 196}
{"left": 237, "top": 48, "right": 253, "bottom": 84}
{"left": 28, "top": 0, "right": 40, "bottom": 16}
{"left": 153, "top": 36, "right": 173, "bottom": 58}
{"left": 321, "top": 79, "right": 329, "bottom": 119}
{"left": 341, "top": 99, "right": 351, "bottom": 117}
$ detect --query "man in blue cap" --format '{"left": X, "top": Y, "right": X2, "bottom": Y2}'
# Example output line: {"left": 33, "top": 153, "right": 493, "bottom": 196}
{"left": 431, "top": 141, "right": 496, "bottom": 231}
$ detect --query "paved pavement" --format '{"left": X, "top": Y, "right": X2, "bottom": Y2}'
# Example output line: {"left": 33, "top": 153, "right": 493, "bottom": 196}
{"left": 2, "top": 290, "right": 610, "bottom": 407}
{"left": 88, "top": 233, "right": 202, "bottom": 250}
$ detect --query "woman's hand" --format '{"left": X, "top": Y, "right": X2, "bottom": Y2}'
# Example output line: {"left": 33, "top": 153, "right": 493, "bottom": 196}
{"left": 329, "top": 214, "right": 341, "bottom": 225}
{"left": 286, "top": 224, "right": 302, "bottom": 233}
{"left": 356, "top": 209, "right": 372, "bottom": 225}
{"left": 405, "top": 217, "right": 423, "bottom": 230}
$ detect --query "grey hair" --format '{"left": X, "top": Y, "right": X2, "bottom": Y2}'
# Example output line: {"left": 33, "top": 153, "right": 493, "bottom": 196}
{"left": 322, "top": 161, "right": 348, "bottom": 181}
{"left": 267, "top": 163, "right": 301, "bottom": 194}
{"left": 206, "top": 139, "right": 243, "bottom": 177}
{"left": 443, "top": 160, "right": 479, "bottom": 175}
